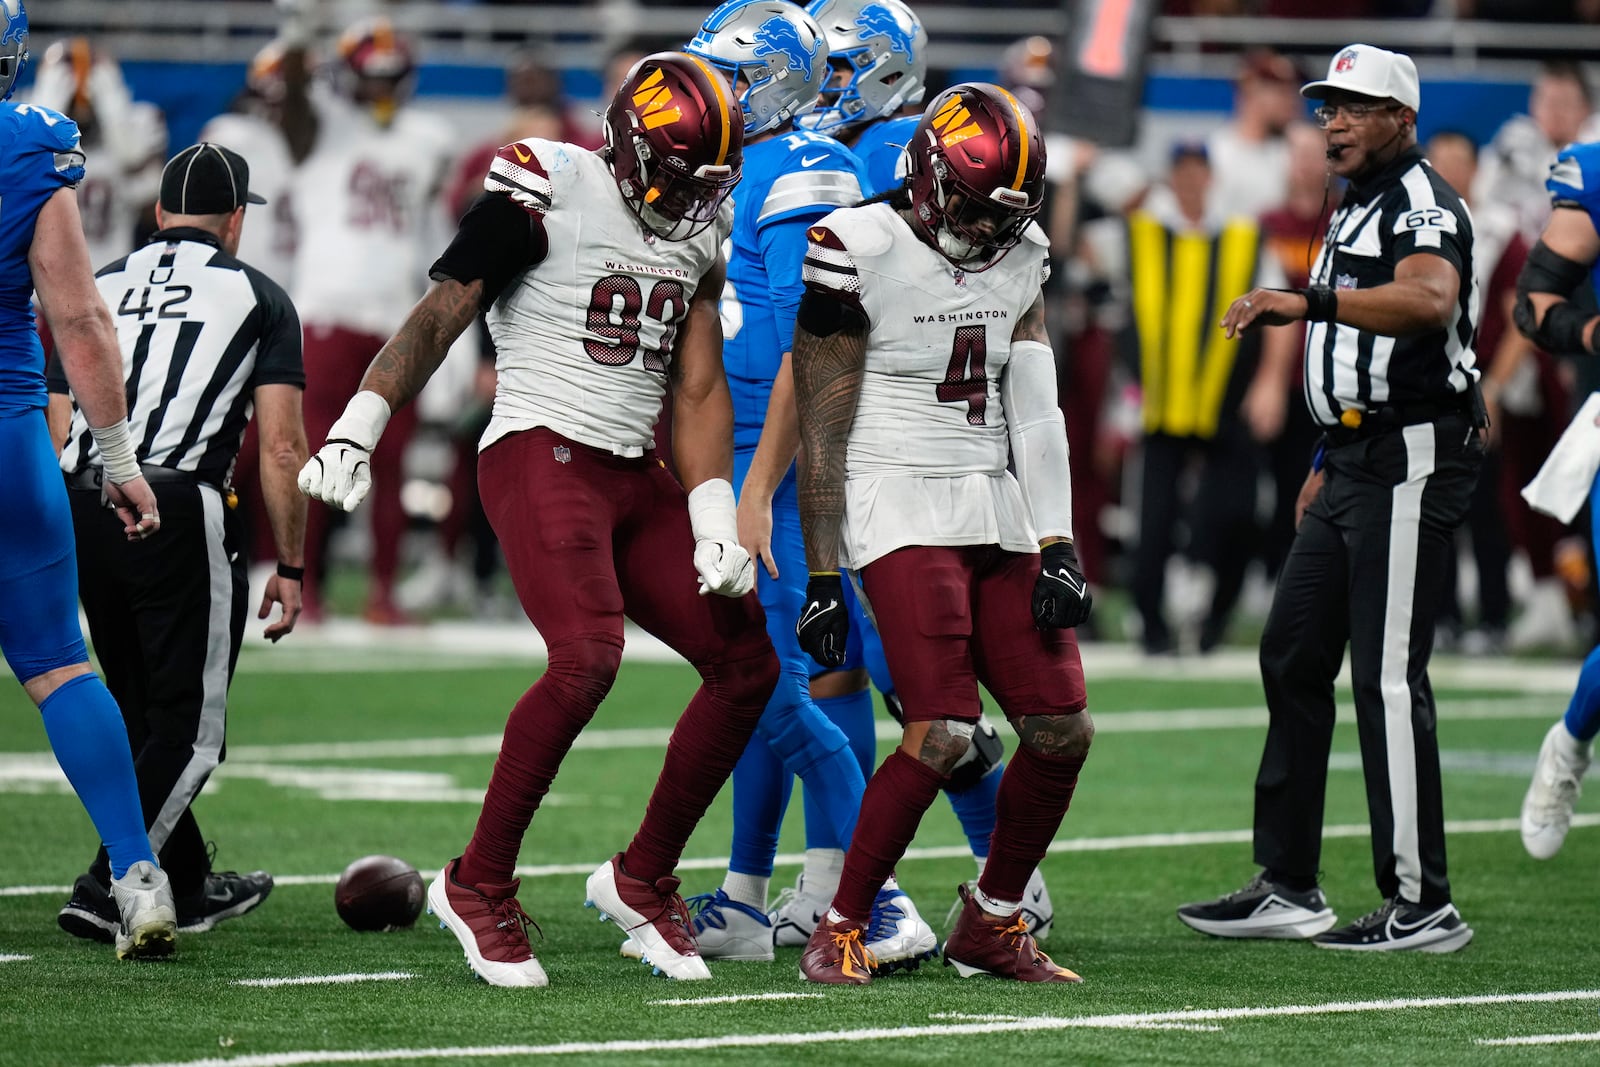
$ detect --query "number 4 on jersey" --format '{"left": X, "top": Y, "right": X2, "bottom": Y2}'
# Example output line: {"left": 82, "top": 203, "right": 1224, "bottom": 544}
{"left": 936, "top": 325, "right": 987, "bottom": 425}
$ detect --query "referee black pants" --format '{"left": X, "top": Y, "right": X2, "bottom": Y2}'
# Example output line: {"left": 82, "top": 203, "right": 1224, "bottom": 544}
{"left": 69, "top": 478, "right": 247, "bottom": 900}
{"left": 1254, "top": 415, "right": 1481, "bottom": 908}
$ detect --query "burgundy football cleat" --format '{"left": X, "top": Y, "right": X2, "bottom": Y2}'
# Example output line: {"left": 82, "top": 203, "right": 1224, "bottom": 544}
{"left": 585, "top": 853, "right": 710, "bottom": 980}
{"left": 426, "top": 858, "right": 547, "bottom": 987}
{"left": 943, "top": 883, "right": 1081, "bottom": 983}
{"left": 799, "top": 911, "right": 876, "bottom": 985}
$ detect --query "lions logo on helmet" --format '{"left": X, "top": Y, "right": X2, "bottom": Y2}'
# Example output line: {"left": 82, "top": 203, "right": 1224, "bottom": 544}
{"left": 687, "top": 0, "right": 828, "bottom": 136}
{"left": 802, "top": 0, "right": 926, "bottom": 135}
{"left": 0, "top": 0, "right": 28, "bottom": 101}
{"left": 904, "top": 82, "right": 1046, "bottom": 271}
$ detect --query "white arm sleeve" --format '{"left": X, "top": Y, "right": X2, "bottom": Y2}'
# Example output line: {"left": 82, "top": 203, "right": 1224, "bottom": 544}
{"left": 1001, "top": 338, "right": 1074, "bottom": 542}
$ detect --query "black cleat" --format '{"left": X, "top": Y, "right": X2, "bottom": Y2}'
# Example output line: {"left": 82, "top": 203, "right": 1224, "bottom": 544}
{"left": 58, "top": 873, "right": 117, "bottom": 944}
{"left": 1177, "top": 871, "right": 1336, "bottom": 940}
{"left": 1314, "top": 897, "right": 1473, "bottom": 953}
{"left": 178, "top": 870, "right": 274, "bottom": 933}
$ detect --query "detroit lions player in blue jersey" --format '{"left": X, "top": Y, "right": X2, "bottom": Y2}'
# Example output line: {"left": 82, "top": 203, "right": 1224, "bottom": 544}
{"left": 1513, "top": 140, "right": 1600, "bottom": 860}
{"left": 0, "top": 0, "right": 176, "bottom": 959}
{"left": 652, "top": 0, "right": 933, "bottom": 969}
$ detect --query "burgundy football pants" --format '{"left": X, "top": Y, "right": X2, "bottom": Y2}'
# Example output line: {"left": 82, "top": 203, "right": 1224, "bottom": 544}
{"left": 458, "top": 428, "right": 777, "bottom": 888}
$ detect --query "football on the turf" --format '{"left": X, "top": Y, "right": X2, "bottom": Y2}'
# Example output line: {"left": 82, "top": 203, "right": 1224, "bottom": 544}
{"left": 335, "top": 855, "right": 425, "bottom": 932}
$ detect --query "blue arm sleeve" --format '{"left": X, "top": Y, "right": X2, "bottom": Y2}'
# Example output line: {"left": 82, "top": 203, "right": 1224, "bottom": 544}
{"left": 758, "top": 210, "right": 828, "bottom": 356}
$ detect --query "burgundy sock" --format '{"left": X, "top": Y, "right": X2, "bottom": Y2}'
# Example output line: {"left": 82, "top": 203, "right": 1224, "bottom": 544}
{"left": 458, "top": 659, "right": 613, "bottom": 887}
{"left": 623, "top": 666, "right": 767, "bottom": 883}
{"left": 978, "top": 745, "right": 1086, "bottom": 904}
{"left": 832, "top": 750, "right": 946, "bottom": 921}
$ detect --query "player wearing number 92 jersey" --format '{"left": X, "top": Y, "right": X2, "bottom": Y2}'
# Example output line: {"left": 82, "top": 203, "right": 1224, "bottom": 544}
{"left": 299, "top": 52, "right": 783, "bottom": 988}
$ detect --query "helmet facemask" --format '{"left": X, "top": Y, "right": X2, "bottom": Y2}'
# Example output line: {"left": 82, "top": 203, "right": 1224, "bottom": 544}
{"left": 613, "top": 120, "right": 738, "bottom": 241}
{"left": 914, "top": 144, "right": 1039, "bottom": 271}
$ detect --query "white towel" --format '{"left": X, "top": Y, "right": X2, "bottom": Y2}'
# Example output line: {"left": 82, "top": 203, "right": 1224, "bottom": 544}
{"left": 1522, "top": 391, "right": 1600, "bottom": 524}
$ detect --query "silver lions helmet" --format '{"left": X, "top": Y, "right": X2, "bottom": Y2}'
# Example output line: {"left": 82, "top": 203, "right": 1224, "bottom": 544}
{"left": 0, "top": 0, "right": 29, "bottom": 102}
{"left": 687, "top": 0, "right": 828, "bottom": 136}
{"left": 802, "top": 0, "right": 926, "bottom": 135}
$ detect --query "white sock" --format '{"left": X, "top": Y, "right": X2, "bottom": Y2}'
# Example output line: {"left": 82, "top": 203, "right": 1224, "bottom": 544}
{"left": 974, "top": 885, "right": 1020, "bottom": 918}
{"left": 802, "top": 848, "right": 845, "bottom": 900}
{"left": 882, "top": 873, "right": 900, "bottom": 894}
{"left": 1556, "top": 722, "right": 1593, "bottom": 761}
{"left": 722, "top": 871, "right": 769, "bottom": 911}
{"left": 974, "top": 854, "right": 988, "bottom": 877}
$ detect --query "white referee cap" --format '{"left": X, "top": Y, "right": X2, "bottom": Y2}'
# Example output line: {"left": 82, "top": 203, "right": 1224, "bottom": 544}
{"left": 1301, "top": 44, "right": 1421, "bottom": 113}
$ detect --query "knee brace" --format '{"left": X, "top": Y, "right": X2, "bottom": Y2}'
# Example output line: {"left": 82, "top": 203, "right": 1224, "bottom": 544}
{"left": 945, "top": 715, "right": 1005, "bottom": 792}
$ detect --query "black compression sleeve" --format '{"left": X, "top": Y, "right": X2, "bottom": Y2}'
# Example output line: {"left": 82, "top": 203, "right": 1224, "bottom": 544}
{"left": 796, "top": 286, "right": 868, "bottom": 337}
{"left": 429, "top": 192, "right": 549, "bottom": 309}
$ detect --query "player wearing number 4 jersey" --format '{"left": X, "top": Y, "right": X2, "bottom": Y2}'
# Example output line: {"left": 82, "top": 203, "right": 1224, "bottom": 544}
{"left": 300, "top": 52, "right": 778, "bottom": 988}
{"left": 792, "top": 82, "right": 1093, "bottom": 985}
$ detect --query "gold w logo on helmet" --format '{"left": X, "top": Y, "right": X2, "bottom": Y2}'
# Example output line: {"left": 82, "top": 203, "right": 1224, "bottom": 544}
{"left": 632, "top": 68, "right": 684, "bottom": 130}
{"left": 931, "top": 94, "right": 981, "bottom": 149}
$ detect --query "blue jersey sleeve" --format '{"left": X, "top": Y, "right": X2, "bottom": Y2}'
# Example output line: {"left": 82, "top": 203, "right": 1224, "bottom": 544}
{"left": 757, "top": 213, "right": 813, "bottom": 357}
{"left": 853, "top": 115, "right": 918, "bottom": 199}
{"left": 1547, "top": 142, "right": 1600, "bottom": 235}
{"left": 753, "top": 134, "right": 866, "bottom": 231}
{"left": 10, "top": 104, "right": 86, "bottom": 189}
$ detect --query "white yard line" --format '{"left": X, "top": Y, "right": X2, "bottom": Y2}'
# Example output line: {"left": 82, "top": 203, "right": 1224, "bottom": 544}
{"left": 648, "top": 992, "right": 823, "bottom": 1007}
{"left": 1478, "top": 1031, "right": 1600, "bottom": 1047}
{"left": 7, "top": 814, "right": 1596, "bottom": 899}
{"left": 0, "top": 954, "right": 30, "bottom": 963}
{"left": 219, "top": 619, "right": 1584, "bottom": 693}
{"left": 95, "top": 990, "right": 1600, "bottom": 1067}
{"left": 232, "top": 972, "right": 414, "bottom": 989}
{"left": 210, "top": 697, "right": 1550, "bottom": 764}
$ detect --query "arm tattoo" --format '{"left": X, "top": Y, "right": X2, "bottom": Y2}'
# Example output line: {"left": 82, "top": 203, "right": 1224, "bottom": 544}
{"left": 793, "top": 321, "right": 867, "bottom": 572}
{"left": 1011, "top": 292, "right": 1049, "bottom": 344}
{"left": 361, "top": 279, "right": 484, "bottom": 409}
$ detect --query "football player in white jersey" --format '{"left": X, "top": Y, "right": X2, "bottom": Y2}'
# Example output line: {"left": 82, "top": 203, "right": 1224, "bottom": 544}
{"left": 291, "top": 18, "right": 455, "bottom": 624}
{"left": 299, "top": 52, "right": 778, "bottom": 988}
{"left": 791, "top": 83, "right": 1094, "bottom": 984}
{"left": 27, "top": 38, "right": 166, "bottom": 272}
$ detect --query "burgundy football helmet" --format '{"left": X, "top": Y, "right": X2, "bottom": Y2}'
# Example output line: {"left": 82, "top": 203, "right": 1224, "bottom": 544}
{"left": 605, "top": 52, "right": 745, "bottom": 242}
{"left": 904, "top": 82, "right": 1047, "bottom": 270}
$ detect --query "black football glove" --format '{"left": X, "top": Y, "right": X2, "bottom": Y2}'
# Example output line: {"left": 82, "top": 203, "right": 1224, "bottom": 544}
{"left": 797, "top": 571, "right": 850, "bottom": 669}
{"left": 1032, "top": 541, "right": 1093, "bottom": 629}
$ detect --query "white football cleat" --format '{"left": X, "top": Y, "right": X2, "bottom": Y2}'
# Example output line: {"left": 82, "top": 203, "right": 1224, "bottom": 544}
{"left": 426, "top": 860, "right": 548, "bottom": 988}
{"left": 865, "top": 883, "right": 937, "bottom": 972}
{"left": 111, "top": 860, "right": 177, "bottom": 961}
{"left": 585, "top": 854, "right": 710, "bottom": 980}
{"left": 769, "top": 873, "right": 831, "bottom": 948}
{"left": 1522, "top": 721, "right": 1591, "bottom": 860}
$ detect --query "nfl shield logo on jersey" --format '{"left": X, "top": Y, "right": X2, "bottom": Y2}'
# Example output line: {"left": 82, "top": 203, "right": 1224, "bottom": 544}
{"left": 1335, "top": 273, "right": 1358, "bottom": 291}
{"left": 952, "top": 269, "right": 967, "bottom": 289}
{"left": 553, "top": 445, "right": 572, "bottom": 464}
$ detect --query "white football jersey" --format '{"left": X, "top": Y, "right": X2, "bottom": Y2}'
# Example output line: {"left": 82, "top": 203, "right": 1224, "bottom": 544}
{"left": 200, "top": 111, "right": 299, "bottom": 290}
{"left": 289, "top": 98, "right": 454, "bottom": 336}
{"left": 480, "top": 138, "right": 732, "bottom": 458}
{"left": 803, "top": 202, "right": 1050, "bottom": 569}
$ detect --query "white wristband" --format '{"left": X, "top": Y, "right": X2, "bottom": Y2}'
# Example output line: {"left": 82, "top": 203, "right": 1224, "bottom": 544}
{"left": 686, "top": 478, "right": 738, "bottom": 544}
{"left": 89, "top": 420, "right": 141, "bottom": 484}
{"left": 327, "top": 390, "right": 392, "bottom": 451}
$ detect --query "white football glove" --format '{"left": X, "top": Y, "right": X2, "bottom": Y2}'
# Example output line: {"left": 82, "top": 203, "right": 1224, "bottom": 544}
{"left": 687, "top": 478, "right": 756, "bottom": 597}
{"left": 297, "top": 391, "right": 391, "bottom": 512}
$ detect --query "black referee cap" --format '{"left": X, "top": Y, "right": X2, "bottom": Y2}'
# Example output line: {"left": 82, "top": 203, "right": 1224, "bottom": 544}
{"left": 159, "top": 143, "right": 268, "bottom": 215}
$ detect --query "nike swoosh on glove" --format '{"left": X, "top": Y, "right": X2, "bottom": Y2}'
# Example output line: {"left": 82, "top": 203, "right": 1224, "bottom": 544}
{"left": 797, "top": 572, "right": 850, "bottom": 668}
{"left": 694, "top": 538, "right": 756, "bottom": 597}
{"left": 1031, "top": 541, "right": 1093, "bottom": 629}
{"left": 297, "top": 438, "right": 373, "bottom": 512}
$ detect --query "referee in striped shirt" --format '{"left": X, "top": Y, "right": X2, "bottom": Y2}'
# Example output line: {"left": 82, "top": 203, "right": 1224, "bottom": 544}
{"left": 49, "top": 143, "right": 308, "bottom": 942}
{"left": 1178, "top": 46, "right": 1482, "bottom": 953}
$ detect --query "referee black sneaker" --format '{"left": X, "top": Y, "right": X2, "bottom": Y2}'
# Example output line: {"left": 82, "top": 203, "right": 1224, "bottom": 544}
{"left": 58, "top": 873, "right": 117, "bottom": 944}
{"left": 1313, "top": 897, "right": 1473, "bottom": 954}
{"left": 1177, "top": 871, "right": 1337, "bottom": 940}
{"left": 177, "top": 870, "right": 275, "bottom": 933}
